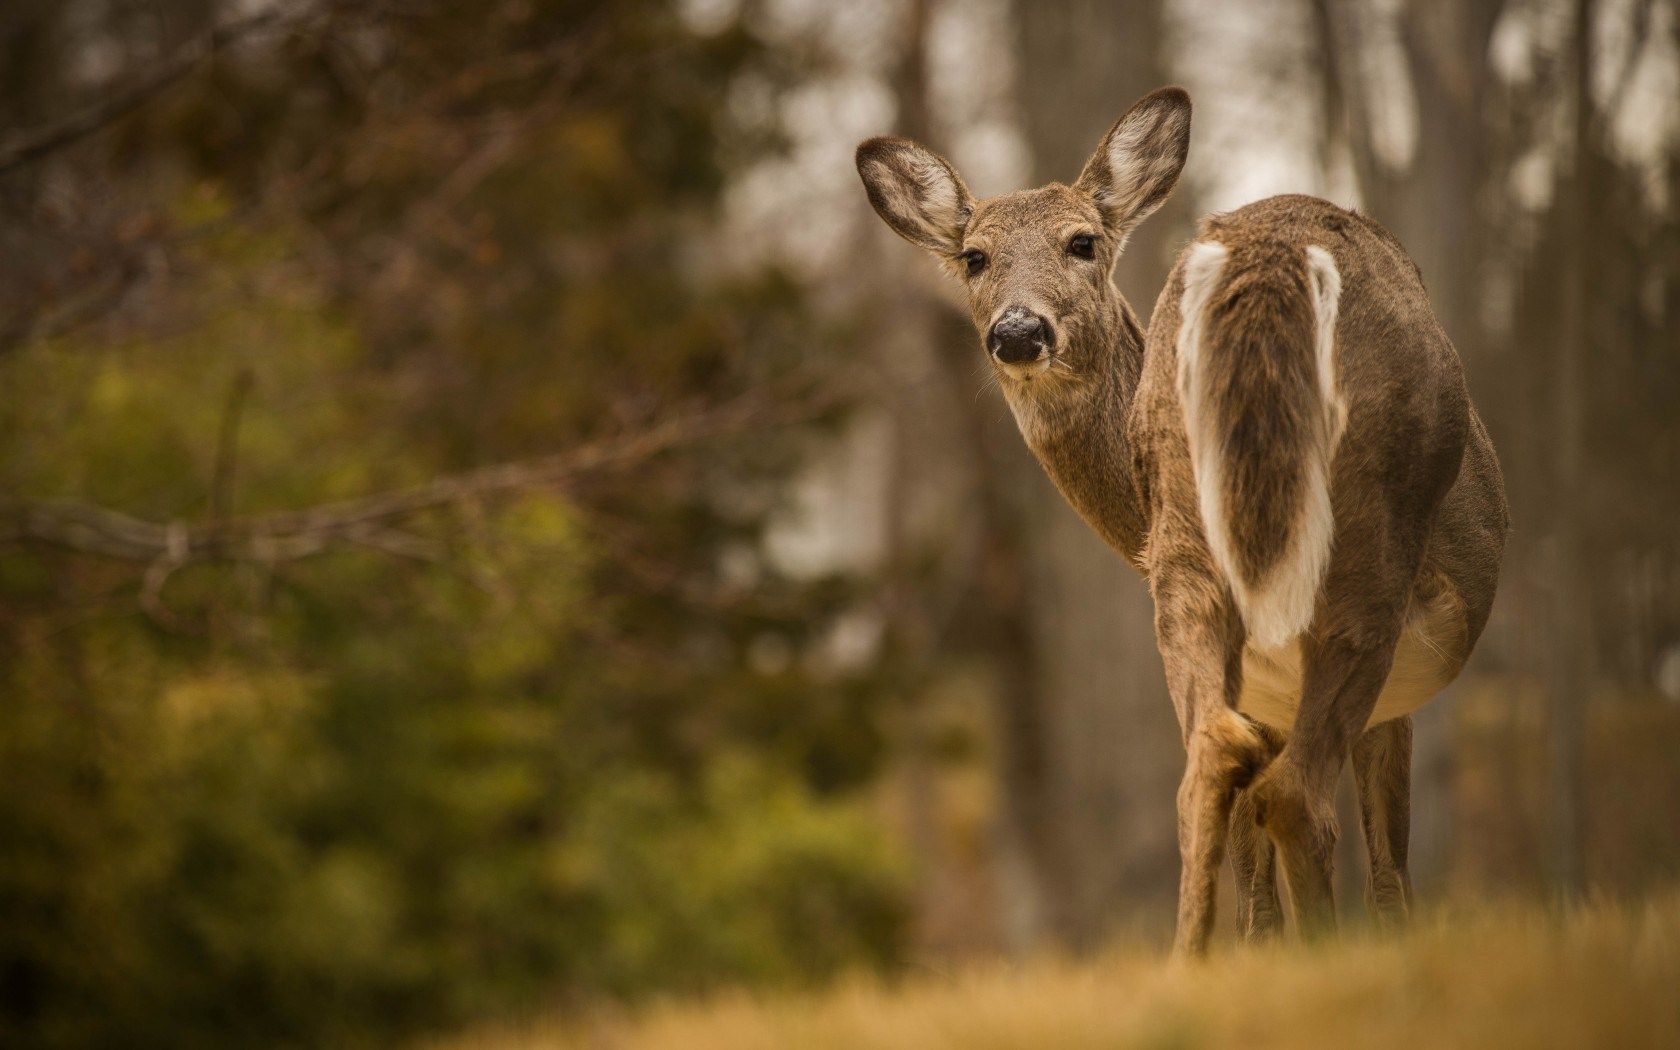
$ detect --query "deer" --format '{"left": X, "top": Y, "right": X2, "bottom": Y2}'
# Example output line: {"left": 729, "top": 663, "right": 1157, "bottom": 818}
{"left": 855, "top": 87, "right": 1507, "bottom": 956}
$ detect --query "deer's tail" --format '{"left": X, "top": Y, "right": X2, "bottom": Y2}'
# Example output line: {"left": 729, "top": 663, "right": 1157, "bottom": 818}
{"left": 1175, "top": 238, "right": 1345, "bottom": 649}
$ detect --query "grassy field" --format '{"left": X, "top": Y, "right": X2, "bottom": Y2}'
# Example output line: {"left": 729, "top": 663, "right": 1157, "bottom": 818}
{"left": 436, "top": 890, "right": 1680, "bottom": 1050}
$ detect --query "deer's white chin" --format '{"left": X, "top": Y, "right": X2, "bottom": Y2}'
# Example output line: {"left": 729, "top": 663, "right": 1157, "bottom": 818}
{"left": 996, "top": 356, "right": 1054, "bottom": 382}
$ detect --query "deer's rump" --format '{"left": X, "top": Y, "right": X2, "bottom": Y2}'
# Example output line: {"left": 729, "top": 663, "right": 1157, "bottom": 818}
{"left": 1168, "top": 195, "right": 1505, "bottom": 728}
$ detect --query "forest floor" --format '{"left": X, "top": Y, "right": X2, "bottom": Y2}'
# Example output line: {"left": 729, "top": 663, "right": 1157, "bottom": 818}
{"left": 436, "top": 887, "right": 1680, "bottom": 1050}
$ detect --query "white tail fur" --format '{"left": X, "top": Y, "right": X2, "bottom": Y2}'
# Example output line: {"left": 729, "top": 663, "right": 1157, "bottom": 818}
{"left": 1176, "top": 242, "right": 1344, "bottom": 649}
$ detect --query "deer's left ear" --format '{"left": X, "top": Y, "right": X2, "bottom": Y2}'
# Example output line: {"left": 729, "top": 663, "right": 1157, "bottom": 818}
{"left": 1074, "top": 86, "right": 1192, "bottom": 240}
{"left": 856, "top": 136, "right": 975, "bottom": 255}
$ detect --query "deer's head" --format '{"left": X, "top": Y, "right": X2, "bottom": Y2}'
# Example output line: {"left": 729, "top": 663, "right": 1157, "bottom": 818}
{"left": 856, "top": 88, "right": 1191, "bottom": 384}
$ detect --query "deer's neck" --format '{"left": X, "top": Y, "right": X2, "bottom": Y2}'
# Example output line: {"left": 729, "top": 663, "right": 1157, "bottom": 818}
{"left": 1002, "top": 295, "right": 1150, "bottom": 567}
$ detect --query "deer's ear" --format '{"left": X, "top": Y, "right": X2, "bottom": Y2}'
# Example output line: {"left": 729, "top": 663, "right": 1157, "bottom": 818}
{"left": 1074, "top": 87, "right": 1191, "bottom": 239}
{"left": 855, "top": 136, "right": 974, "bottom": 255}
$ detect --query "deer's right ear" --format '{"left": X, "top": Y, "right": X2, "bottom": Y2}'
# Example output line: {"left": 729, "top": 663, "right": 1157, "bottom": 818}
{"left": 855, "top": 137, "right": 974, "bottom": 255}
{"left": 1074, "top": 87, "right": 1192, "bottom": 240}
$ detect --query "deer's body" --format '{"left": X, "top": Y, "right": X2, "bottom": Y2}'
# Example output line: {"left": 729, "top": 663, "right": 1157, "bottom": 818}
{"left": 857, "top": 93, "right": 1506, "bottom": 955}
{"left": 1018, "top": 195, "right": 1505, "bottom": 729}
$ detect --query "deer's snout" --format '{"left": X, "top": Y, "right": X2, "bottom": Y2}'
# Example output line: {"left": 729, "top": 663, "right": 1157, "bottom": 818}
{"left": 987, "top": 308, "right": 1054, "bottom": 366}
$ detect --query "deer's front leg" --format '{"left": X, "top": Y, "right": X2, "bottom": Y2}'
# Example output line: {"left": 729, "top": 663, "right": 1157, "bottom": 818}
{"left": 1353, "top": 715, "right": 1413, "bottom": 927}
{"left": 1154, "top": 566, "right": 1261, "bottom": 958}
{"left": 1229, "top": 723, "right": 1285, "bottom": 941}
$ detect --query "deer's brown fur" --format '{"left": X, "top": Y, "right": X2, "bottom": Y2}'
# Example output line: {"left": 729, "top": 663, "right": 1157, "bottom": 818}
{"left": 856, "top": 88, "right": 1507, "bottom": 955}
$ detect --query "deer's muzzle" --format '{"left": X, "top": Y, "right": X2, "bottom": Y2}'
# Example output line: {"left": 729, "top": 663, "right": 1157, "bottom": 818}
{"left": 987, "top": 308, "right": 1054, "bottom": 365}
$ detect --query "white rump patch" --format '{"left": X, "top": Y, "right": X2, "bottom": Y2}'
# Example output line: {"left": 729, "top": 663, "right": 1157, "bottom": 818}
{"left": 1176, "top": 242, "right": 1346, "bottom": 650}
{"left": 1305, "top": 246, "right": 1346, "bottom": 445}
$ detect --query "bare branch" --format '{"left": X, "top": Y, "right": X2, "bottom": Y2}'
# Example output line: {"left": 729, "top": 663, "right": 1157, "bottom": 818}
{"left": 0, "top": 3, "right": 320, "bottom": 175}
{"left": 1603, "top": 0, "right": 1658, "bottom": 129}
{"left": 1, "top": 387, "right": 840, "bottom": 566}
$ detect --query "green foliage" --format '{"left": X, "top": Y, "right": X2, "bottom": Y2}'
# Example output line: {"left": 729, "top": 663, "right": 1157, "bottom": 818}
{"left": 0, "top": 558, "right": 904, "bottom": 1046}
{"left": 0, "top": 2, "right": 903, "bottom": 1047}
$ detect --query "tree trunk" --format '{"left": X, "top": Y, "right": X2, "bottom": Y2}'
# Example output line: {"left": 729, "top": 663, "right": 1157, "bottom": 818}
{"left": 1546, "top": 0, "right": 1595, "bottom": 897}
{"left": 1012, "top": 0, "right": 1186, "bottom": 945}
{"left": 885, "top": 0, "right": 1063, "bottom": 952}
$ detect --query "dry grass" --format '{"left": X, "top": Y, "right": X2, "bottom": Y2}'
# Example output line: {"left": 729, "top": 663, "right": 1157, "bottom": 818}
{"left": 436, "top": 891, "right": 1680, "bottom": 1050}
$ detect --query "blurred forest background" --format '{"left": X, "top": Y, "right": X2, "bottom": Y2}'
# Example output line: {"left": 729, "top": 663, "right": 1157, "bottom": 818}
{"left": 2, "top": 0, "right": 1678, "bottom": 1046}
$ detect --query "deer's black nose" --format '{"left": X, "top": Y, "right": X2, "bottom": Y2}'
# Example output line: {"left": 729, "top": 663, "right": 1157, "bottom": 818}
{"left": 987, "top": 309, "right": 1052, "bottom": 365}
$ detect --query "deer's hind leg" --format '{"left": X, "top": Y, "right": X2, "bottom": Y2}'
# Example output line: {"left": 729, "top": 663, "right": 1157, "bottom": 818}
{"left": 1353, "top": 715, "right": 1413, "bottom": 927}
{"left": 1247, "top": 547, "right": 1417, "bottom": 938}
{"left": 1153, "top": 562, "right": 1267, "bottom": 958}
{"left": 1229, "top": 723, "right": 1286, "bottom": 940}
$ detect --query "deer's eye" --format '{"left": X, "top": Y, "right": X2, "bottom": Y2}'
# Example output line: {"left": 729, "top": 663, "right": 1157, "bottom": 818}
{"left": 960, "top": 249, "right": 988, "bottom": 277}
{"left": 1067, "top": 234, "right": 1096, "bottom": 259}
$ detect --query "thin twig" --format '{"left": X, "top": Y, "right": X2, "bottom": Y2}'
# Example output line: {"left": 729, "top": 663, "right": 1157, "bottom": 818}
{"left": 209, "top": 368, "right": 255, "bottom": 523}
{"left": 0, "top": 3, "right": 319, "bottom": 174}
